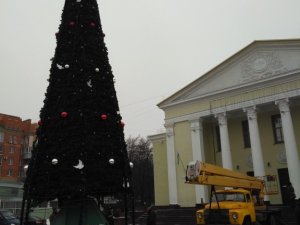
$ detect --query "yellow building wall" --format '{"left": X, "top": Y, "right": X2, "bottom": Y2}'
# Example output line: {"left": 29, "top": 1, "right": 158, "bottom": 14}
{"left": 169, "top": 106, "right": 300, "bottom": 205}
{"left": 173, "top": 122, "right": 195, "bottom": 207}
{"left": 227, "top": 117, "right": 251, "bottom": 173}
{"left": 226, "top": 113, "right": 283, "bottom": 203}
{"left": 155, "top": 79, "right": 300, "bottom": 206}
{"left": 225, "top": 106, "right": 300, "bottom": 204}
{"left": 152, "top": 138, "right": 169, "bottom": 206}
{"left": 202, "top": 122, "right": 221, "bottom": 166}
{"left": 165, "top": 101, "right": 210, "bottom": 119}
{"left": 259, "top": 111, "right": 285, "bottom": 204}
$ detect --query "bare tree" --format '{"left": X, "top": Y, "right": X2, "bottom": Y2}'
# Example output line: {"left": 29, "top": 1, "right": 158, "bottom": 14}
{"left": 127, "top": 136, "right": 154, "bottom": 207}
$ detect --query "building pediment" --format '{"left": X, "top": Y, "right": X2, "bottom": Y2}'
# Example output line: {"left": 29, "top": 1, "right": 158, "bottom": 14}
{"left": 159, "top": 39, "right": 300, "bottom": 109}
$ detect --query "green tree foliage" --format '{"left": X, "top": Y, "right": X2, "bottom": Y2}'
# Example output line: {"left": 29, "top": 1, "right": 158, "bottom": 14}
{"left": 25, "top": 0, "right": 129, "bottom": 205}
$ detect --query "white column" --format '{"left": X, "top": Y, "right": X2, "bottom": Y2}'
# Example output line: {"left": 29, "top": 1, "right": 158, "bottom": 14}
{"left": 244, "top": 107, "right": 266, "bottom": 176}
{"left": 215, "top": 112, "right": 233, "bottom": 170}
{"left": 244, "top": 106, "right": 269, "bottom": 201}
{"left": 165, "top": 123, "right": 178, "bottom": 205}
{"left": 190, "top": 119, "right": 208, "bottom": 203}
{"left": 276, "top": 99, "right": 300, "bottom": 198}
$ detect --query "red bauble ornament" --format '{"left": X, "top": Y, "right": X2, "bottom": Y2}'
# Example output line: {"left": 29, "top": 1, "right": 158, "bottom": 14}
{"left": 69, "top": 21, "right": 75, "bottom": 26}
{"left": 101, "top": 114, "right": 107, "bottom": 120}
{"left": 120, "top": 121, "right": 125, "bottom": 128}
{"left": 38, "top": 120, "right": 42, "bottom": 126}
{"left": 61, "top": 111, "right": 68, "bottom": 118}
{"left": 90, "top": 22, "right": 96, "bottom": 27}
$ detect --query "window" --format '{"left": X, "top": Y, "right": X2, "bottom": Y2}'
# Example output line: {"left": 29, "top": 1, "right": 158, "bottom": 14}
{"left": 0, "top": 132, "right": 3, "bottom": 143}
{"left": 13, "top": 136, "right": 17, "bottom": 144}
{"left": 9, "top": 147, "right": 15, "bottom": 154}
{"left": 246, "top": 194, "right": 251, "bottom": 202}
{"left": 8, "top": 158, "right": 13, "bottom": 165}
{"left": 9, "top": 136, "right": 13, "bottom": 144}
{"left": 0, "top": 156, "right": 2, "bottom": 165}
{"left": 271, "top": 115, "right": 284, "bottom": 143}
{"left": 242, "top": 120, "right": 251, "bottom": 148}
{"left": 0, "top": 144, "right": 3, "bottom": 154}
{"left": 7, "top": 169, "right": 13, "bottom": 176}
{"left": 215, "top": 126, "right": 221, "bottom": 152}
{"left": 213, "top": 192, "right": 246, "bottom": 202}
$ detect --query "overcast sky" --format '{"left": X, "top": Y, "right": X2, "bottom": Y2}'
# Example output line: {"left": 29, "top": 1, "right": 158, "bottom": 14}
{"left": 0, "top": 0, "right": 300, "bottom": 138}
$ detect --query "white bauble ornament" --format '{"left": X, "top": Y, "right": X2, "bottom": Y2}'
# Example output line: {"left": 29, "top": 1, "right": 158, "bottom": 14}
{"left": 65, "top": 64, "right": 70, "bottom": 69}
{"left": 95, "top": 68, "right": 99, "bottom": 72}
{"left": 52, "top": 158, "right": 58, "bottom": 165}
{"left": 109, "top": 158, "right": 115, "bottom": 165}
{"left": 129, "top": 162, "right": 134, "bottom": 168}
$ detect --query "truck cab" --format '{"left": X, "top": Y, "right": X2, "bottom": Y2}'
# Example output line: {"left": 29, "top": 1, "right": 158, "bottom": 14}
{"left": 185, "top": 161, "right": 280, "bottom": 225}
{"left": 196, "top": 189, "right": 256, "bottom": 225}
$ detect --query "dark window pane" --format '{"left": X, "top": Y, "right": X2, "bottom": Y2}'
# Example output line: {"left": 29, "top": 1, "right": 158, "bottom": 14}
{"left": 215, "top": 126, "right": 221, "bottom": 152}
{"left": 242, "top": 120, "right": 251, "bottom": 148}
{"left": 271, "top": 115, "right": 284, "bottom": 144}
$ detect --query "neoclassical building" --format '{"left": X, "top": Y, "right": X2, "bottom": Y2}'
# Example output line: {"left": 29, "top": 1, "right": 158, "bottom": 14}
{"left": 149, "top": 39, "right": 300, "bottom": 207}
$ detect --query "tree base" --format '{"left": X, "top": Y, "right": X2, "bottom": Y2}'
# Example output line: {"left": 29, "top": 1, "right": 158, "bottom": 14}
{"left": 51, "top": 198, "right": 109, "bottom": 225}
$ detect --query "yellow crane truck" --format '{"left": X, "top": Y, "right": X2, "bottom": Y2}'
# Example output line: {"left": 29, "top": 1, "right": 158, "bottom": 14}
{"left": 186, "top": 161, "right": 281, "bottom": 225}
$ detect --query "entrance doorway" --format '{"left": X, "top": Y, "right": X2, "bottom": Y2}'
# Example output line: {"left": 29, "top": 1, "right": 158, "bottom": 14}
{"left": 277, "top": 168, "right": 290, "bottom": 205}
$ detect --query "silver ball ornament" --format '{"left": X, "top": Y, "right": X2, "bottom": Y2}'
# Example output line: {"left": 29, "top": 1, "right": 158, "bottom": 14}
{"left": 65, "top": 64, "right": 70, "bottom": 69}
{"left": 52, "top": 158, "right": 58, "bottom": 165}
{"left": 129, "top": 162, "right": 134, "bottom": 168}
{"left": 95, "top": 68, "right": 100, "bottom": 72}
{"left": 24, "top": 165, "right": 29, "bottom": 172}
{"left": 109, "top": 158, "right": 115, "bottom": 165}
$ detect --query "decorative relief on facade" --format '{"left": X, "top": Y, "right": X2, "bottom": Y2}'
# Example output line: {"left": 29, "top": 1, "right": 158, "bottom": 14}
{"left": 240, "top": 51, "right": 287, "bottom": 84}
{"left": 276, "top": 99, "right": 290, "bottom": 113}
{"left": 215, "top": 113, "right": 227, "bottom": 126}
{"left": 166, "top": 129, "right": 174, "bottom": 138}
{"left": 244, "top": 106, "right": 257, "bottom": 120}
{"left": 165, "top": 123, "right": 174, "bottom": 138}
{"left": 190, "top": 119, "right": 202, "bottom": 132}
{"left": 277, "top": 149, "right": 287, "bottom": 164}
{"left": 246, "top": 154, "right": 253, "bottom": 168}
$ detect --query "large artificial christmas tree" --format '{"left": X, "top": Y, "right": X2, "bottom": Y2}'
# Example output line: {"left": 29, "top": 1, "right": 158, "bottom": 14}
{"left": 22, "top": 0, "right": 130, "bottom": 223}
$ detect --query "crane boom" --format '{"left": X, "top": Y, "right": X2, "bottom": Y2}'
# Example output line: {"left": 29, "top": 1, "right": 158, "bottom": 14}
{"left": 186, "top": 161, "right": 264, "bottom": 191}
{"left": 185, "top": 161, "right": 280, "bottom": 225}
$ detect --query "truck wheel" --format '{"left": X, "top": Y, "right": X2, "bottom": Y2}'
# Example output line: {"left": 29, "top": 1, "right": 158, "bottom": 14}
{"left": 242, "top": 217, "right": 251, "bottom": 225}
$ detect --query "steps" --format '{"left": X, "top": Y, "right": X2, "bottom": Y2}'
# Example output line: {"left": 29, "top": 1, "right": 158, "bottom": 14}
{"left": 133, "top": 205, "right": 299, "bottom": 225}
{"left": 135, "top": 207, "right": 196, "bottom": 225}
{"left": 276, "top": 205, "right": 297, "bottom": 225}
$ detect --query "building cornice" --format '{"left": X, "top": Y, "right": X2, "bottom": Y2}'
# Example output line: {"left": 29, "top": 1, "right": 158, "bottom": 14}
{"left": 165, "top": 88, "right": 300, "bottom": 125}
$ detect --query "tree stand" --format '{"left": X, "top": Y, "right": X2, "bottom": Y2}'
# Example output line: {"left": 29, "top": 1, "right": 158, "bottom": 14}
{"left": 51, "top": 198, "right": 109, "bottom": 225}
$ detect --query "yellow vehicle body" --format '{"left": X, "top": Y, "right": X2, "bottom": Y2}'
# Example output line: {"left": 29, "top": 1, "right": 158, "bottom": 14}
{"left": 196, "top": 189, "right": 256, "bottom": 225}
{"left": 186, "top": 161, "right": 278, "bottom": 225}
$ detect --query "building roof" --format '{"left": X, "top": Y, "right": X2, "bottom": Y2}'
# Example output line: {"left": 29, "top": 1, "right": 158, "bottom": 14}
{"left": 158, "top": 38, "right": 300, "bottom": 110}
